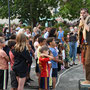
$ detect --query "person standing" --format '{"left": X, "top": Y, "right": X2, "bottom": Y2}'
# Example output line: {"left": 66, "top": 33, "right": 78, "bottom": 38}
{"left": 12, "top": 32, "right": 32, "bottom": 90}
{"left": 44, "top": 27, "right": 51, "bottom": 39}
{"left": 8, "top": 40, "right": 17, "bottom": 90}
{"left": 80, "top": 8, "right": 90, "bottom": 85}
{"left": 69, "top": 26, "right": 78, "bottom": 65}
{"left": 58, "top": 27, "right": 64, "bottom": 44}
{"left": 39, "top": 46, "right": 54, "bottom": 90}
{"left": 36, "top": 37, "right": 46, "bottom": 88}
{"left": 47, "top": 37, "right": 62, "bottom": 89}
{"left": 0, "top": 37, "right": 9, "bottom": 90}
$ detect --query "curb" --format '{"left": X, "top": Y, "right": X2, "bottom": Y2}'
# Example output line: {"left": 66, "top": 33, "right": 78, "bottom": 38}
{"left": 56, "top": 64, "right": 81, "bottom": 87}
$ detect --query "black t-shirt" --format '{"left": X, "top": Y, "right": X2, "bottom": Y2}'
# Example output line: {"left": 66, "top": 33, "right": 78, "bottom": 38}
{"left": 69, "top": 32, "right": 78, "bottom": 42}
{"left": 13, "top": 47, "right": 32, "bottom": 73}
{"left": 3, "top": 45, "right": 10, "bottom": 56}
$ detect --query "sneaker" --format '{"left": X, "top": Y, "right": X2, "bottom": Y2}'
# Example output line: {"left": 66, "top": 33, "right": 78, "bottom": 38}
{"left": 25, "top": 82, "right": 31, "bottom": 86}
{"left": 73, "top": 63, "right": 77, "bottom": 65}
{"left": 69, "top": 64, "right": 73, "bottom": 67}
{"left": 49, "top": 86, "right": 53, "bottom": 89}
{"left": 65, "top": 67, "right": 70, "bottom": 69}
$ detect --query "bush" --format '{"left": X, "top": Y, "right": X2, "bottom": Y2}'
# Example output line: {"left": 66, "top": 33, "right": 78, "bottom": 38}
{"left": 39, "top": 26, "right": 45, "bottom": 31}
{"left": 21, "top": 26, "right": 32, "bottom": 30}
{"left": 0, "top": 24, "right": 4, "bottom": 32}
{"left": 0, "top": 24, "right": 4, "bottom": 28}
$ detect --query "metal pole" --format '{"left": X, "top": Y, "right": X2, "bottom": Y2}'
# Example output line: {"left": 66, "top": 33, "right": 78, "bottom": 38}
{"left": 8, "top": 0, "right": 11, "bottom": 34}
{"left": 30, "top": 3, "right": 33, "bottom": 32}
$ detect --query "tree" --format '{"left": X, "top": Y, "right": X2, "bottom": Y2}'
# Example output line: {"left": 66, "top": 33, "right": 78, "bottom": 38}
{"left": 0, "top": 0, "right": 58, "bottom": 27}
{"left": 57, "top": 0, "right": 90, "bottom": 20}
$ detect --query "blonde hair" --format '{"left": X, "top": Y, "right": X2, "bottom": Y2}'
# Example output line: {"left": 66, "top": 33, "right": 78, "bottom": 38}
{"left": 33, "top": 27, "right": 37, "bottom": 32}
{"left": 15, "top": 32, "right": 27, "bottom": 52}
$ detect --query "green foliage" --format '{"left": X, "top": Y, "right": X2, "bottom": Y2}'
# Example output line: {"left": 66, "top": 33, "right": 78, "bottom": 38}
{"left": 0, "top": 24, "right": 4, "bottom": 32}
{"left": 39, "top": 26, "right": 45, "bottom": 31}
{"left": 20, "top": 26, "right": 32, "bottom": 31}
{"left": 0, "top": 0, "right": 58, "bottom": 26}
{"left": 57, "top": 0, "right": 90, "bottom": 20}
{"left": 0, "top": 24, "right": 4, "bottom": 28}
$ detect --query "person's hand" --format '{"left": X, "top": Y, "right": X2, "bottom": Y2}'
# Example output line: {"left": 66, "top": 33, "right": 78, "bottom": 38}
{"left": 49, "top": 56, "right": 54, "bottom": 60}
{"left": 80, "top": 16, "right": 84, "bottom": 23}
{"left": 80, "top": 16, "right": 83, "bottom": 19}
{"left": 84, "top": 23, "right": 90, "bottom": 32}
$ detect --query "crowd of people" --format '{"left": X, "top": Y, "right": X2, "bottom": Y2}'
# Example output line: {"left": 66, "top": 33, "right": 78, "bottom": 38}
{"left": 0, "top": 8, "right": 90, "bottom": 90}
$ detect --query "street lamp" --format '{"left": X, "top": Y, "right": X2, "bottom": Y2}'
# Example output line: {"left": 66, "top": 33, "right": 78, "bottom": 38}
{"left": 8, "top": 0, "right": 11, "bottom": 34}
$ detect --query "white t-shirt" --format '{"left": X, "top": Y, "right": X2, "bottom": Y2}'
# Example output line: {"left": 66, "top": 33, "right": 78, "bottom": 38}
{"left": 44, "top": 32, "right": 49, "bottom": 39}
{"left": 34, "top": 41, "right": 39, "bottom": 50}
{"left": 62, "top": 50, "right": 65, "bottom": 60}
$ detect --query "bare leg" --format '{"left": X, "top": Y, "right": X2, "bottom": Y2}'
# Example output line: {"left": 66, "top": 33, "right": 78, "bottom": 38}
{"left": 11, "top": 88, "right": 17, "bottom": 90}
{"left": 77, "top": 54, "right": 81, "bottom": 64}
{"left": 36, "top": 73, "right": 40, "bottom": 88}
{"left": 52, "top": 77, "right": 56, "bottom": 89}
{"left": 81, "top": 80, "right": 90, "bottom": 85}
{"left": 18, "top": 77, "right": 26, "bottom": 90}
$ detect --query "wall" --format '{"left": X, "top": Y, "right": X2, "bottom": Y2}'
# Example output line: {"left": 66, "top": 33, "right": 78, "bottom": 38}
{"left": 0, "top": 18, "right": 20, "bottom": 24}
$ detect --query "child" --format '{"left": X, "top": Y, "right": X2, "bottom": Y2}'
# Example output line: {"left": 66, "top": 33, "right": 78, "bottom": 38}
{"left": 64, "top": 38, "right": 70, "bottom": 69}
{"left": 0, "top": 37, "right": 9, "bottom": 90}
{"left": 36, "top": 37, "right": 46, "bottom": 88}
{"left": 39, "top": 45, "right": 54, "bottom": 90}
{"left": 12, "top": 32, "right": 32, "bottom": 90}
{"left": 60, "top": 46, "right": 65, "bottom": 70}
{"left": 57, "top": 41, "right": 63, "bottom": 71}
{"left": 25, "top": 37, "right": 34, "bottom": 85}
{"left": 8, "top": 40, "right": 17, "bottom": 90}
{"left": 33, "top": 34, "right": 40, "bottom": 73}
{"left": 47, "top": 37, "right": 62, "bottom": 89}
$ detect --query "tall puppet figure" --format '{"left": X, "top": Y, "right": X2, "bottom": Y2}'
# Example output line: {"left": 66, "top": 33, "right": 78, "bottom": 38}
{"left": 80, "top": 8, "right": 90, "bottom": 84}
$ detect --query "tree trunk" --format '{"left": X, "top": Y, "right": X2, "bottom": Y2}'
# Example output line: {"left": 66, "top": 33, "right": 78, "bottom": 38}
{"left": 33, "top": 18, "right": 37, "bottom": 27}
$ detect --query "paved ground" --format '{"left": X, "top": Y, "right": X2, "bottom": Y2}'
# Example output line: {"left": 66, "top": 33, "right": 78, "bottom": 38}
{"left": 8, "top": 59, "right": 39, "bottom": 90}
{"left": 8, "top": 60, "right": 85, "bottom": 90}
{"left": 56, "top": 65, "right": 85, "bottom": 90}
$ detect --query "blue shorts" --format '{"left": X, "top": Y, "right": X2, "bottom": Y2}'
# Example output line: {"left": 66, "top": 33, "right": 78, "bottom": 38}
{"left": 40, "top": 77, "right": 49, "bottom": 89}
{"left": 52, "top": 68, "right": 58, "bottom": 77}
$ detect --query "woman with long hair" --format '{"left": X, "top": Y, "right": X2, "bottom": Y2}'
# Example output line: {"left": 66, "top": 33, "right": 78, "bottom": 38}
{"left": 13, "top": 32, "right": 32, "bottom": 90}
